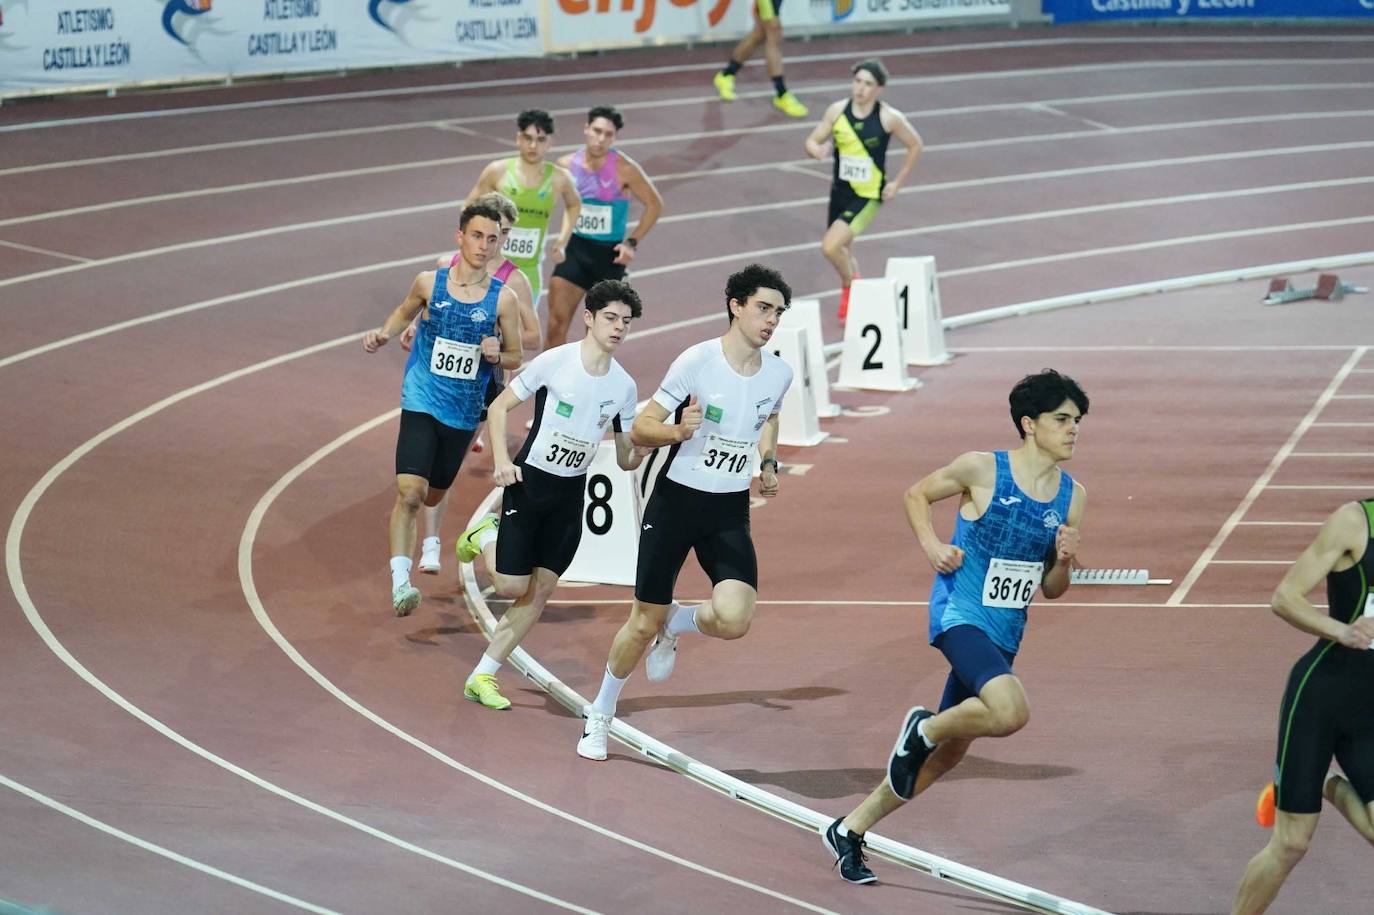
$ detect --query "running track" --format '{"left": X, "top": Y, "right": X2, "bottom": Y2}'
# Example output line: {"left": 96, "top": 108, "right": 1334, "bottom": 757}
{"left": 2, "top": 24, "right": 1373, "bottom": 915}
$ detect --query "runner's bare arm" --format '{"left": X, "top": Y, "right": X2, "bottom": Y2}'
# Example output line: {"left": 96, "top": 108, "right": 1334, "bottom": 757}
{"left": 618, "top": 154, "right": 664, "bottom": 250}
{"left": 614, "top": 430, "right": 651, "bottom": 471}
{"left": 1042, "top": 482, "right": 1087, "bottom": 600}
{"left": 881, "top": 108, "right": 923, "bottom": 202}
{"left": 552, "top": 166, "right": 580, "bottom": 261}
{"left": 485, "top": 386, "right": 524, "bottom": 487}
{"left": 503, "top": 268, "right": 542, "bottom": 350}
{"left": 1272, "top": 502, "right": 1374, "bottom": 648}
{"left": 804, "top": 101, "right": 844, "bottom": 159}
{"left": 491, "top": 286, "right": 523, "bottom": 371}
{"left": 757, "top": 413, "right": 781, "bottom": 499}
{"left": 364, "top": 272, "right": 432, "bottom": 352}
{"left": 904, "top": 451, "right": 995, "bottom": 573}
{"left": 632, "top": 399, "right": 702, "bottom": 448}
{"left": 464, "top": 160, "right": 503, "bottom": 204}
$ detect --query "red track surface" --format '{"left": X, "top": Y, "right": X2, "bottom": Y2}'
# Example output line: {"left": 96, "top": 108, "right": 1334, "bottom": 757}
{"left": 3, "top": 24, "right": 1373, "bottom": 915}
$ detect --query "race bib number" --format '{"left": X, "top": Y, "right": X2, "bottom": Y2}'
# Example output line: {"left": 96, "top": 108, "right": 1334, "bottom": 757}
{"left": 502, "top": 227, "right": 540, "bottom": 260}
{"left": 983, "top": 558, "right": 1043, "bottom": 610}
{"left": 839, "top": 155, "right": 873, "bottom": 184}
{"left": 430, "top": 337, "right": 480, "bottom": 380}
{"left": 576, "top": 204, "right": 612, "bottom": 237}
{"left": 543, "top": 430, "right": 595, "bottom": 472}
{"left": 695, "top": 433, "right": 753, "bottom": 478}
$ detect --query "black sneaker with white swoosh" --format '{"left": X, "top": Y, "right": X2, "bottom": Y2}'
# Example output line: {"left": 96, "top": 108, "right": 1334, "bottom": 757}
{"left": 886, "top": 706, "right": 935, "bottom": 801}
{"left": 822, "top": 818, "right": 876, "bottom": 884}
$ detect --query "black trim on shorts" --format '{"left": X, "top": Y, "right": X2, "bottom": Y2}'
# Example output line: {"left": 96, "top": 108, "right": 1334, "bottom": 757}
{"left": 513, "top": 387, "right": 547, "bottom": 466}
{"left": 394, "top": 409, "right": 475, "bottom": 491}
{"left": 551, "top": 234, "right": 628, "bottom": 291}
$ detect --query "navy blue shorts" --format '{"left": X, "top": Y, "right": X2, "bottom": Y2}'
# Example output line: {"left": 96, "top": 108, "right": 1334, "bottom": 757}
{"left": 934, "top": 625, "right": 1016, "bottom": 712}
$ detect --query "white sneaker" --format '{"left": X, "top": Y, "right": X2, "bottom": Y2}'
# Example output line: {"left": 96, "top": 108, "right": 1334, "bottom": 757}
{"left": 417, "top": 540, "right": 442, "bottom": 574}
{"left": 577, "top": 708, "right": 612, "bottom": 761}
{"left": 645, "top": 628, "right": 679, "bottom": 682}
{"left": 392, "top": 582, "right": 421, "bottom": 617}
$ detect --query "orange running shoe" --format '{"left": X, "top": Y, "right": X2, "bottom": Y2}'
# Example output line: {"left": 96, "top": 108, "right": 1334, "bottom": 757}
{"left": 838, "top": 285, "right": 851, "bottom": 322}
{"left": 1255, "top": 782, "right": 1276, "bottom": 828}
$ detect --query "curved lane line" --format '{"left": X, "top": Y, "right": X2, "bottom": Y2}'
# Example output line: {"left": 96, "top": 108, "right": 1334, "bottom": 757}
{"left": 0, "top": 772, "right": 339, "bottom": 914}
{"left": 238, "top": 413, "right": 840, "bottom": 914}
{"left": 3, "top": 335, "right": 600, "bottom": 915}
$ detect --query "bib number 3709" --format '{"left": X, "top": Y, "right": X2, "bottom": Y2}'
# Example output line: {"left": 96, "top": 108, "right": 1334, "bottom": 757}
{"left": 983, "top": 558, "right": 1043, "bottom": 610}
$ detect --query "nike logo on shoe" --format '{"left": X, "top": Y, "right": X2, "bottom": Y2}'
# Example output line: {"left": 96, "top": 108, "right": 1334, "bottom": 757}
{"left": 998, "top": 497, "right": 1021, "bottom": 506}
{"left": 642, "top": 523, "right": 653, "bottom": 530}
{"left": 505, "top": 509, "right": 518, "bottom": 515}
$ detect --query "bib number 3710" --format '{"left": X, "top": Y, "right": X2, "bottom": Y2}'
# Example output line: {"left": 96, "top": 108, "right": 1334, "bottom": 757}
{"left": 983, "top": 558, "right": 1043, "bottom": 610}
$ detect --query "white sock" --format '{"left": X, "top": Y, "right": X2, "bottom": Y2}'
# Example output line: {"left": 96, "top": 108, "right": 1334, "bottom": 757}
{"left": 469, "top": 653, "right": 501, "bottom": 681}
{"left": 477, "top": 525, "right": 499, "bottom": 552}
{"left": 390, "top": 556, "right": 412, "bottom": 591}
{"left": 916, "top": 718, "right": 937, "bottom": 750}
{"left": 590, "top": 666, "right": 628, "bottom": 717}
{"left": 665, "top": 602, "right": 701, "bottom": 637}
{"left": 421, "top": 536, "right": 441, "bottom": 551}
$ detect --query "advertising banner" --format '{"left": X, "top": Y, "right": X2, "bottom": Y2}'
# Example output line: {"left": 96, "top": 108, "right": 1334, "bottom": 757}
{"left": 1, "top": 0, "right": 543, "bottom": 98}
{"left": 545, "top": 0, "right": 752, "bottom": 51}
{"left": 1043, "top": 0, "right": 1374, "bottom": 23}
{"left": 791, "top": 0, "right": 1012, "bottom": 29}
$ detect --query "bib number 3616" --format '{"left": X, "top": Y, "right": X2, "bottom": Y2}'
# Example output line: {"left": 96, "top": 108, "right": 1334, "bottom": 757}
{"left": 983, "top": 558, "right": 1043, "bottom": 610}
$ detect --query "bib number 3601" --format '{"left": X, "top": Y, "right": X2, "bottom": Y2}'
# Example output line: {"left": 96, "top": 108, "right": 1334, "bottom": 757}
{"left": 983, "top": 558, "right": 1043, "bottom": 610}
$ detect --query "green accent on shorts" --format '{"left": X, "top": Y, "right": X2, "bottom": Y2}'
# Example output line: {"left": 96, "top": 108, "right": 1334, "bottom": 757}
{"left": 848, "top": 199, "right": 881, "bottom": 237}
{"left": 756, "top": 0, "right": 778, "bottom": 21}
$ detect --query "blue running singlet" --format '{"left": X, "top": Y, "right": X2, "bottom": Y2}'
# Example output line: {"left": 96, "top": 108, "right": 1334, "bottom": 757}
{"left": 928, "top": 451, "right": 1075, "bottom": 654}
{"left": 400, "top": 268, "right": 502, "bottom": 431}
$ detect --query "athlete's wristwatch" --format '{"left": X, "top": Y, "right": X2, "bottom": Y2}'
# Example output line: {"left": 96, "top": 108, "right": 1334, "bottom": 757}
{"left": 760, "top": 458, "right": 780, "bottom": 474}
{"left": 624, "top": 237, "right": 639, "bottom": 249}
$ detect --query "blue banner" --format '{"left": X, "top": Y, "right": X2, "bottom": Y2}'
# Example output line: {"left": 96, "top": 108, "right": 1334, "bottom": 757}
{"left": 1044, "top": 0, "right": 1374, "bottom": 22}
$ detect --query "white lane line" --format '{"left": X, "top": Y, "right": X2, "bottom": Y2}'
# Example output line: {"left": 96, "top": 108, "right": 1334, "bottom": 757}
{"left": 529, "top": 598, "right": 1284, "bottom": 608}
{"left": 956, "top": 345, "right": 1368, "bottom": 352}
{"left": 1289, "top": 452, "right": 1374, "bottom": 457}
{"left": 3, "top": 335, "right": 601, "bottom": 915}
{"left": 1207, "top": 560, "right": 1294, "bottom": 565}
{"left": 1332, "top": 394, "right": 1374, "bottom": 398}
{"left": 1267, "top": 484, "right": 1372, "bottom": 489}
{"left": 1167, "top": 347, "right": 1369, "bottom": 605}
{"left": 0, "top": 772, "right": 340, "bottom": 914}
{"left": 1030, "top": 103, "right": 1116, "bottom": 132}
{"left": 5, "top": 217, "right": 1372, "bottom": 377}
{"left": 0, "top": 238, "right": 91, "bottom": 263}
{"left": 7, "top": 137, "right": 1372, "bottom": 296}
{"left": 8, "top": 78, "right": 1367, "bottom": 177}
{"left": 1311, "top": 422, "right": 1374, "bottom": 427}
{"left": 5, "top": 45, "right": 1370, "bottom": 132}
{"left": 237, "top": 412, "right": 838, "bottom": 915}
{"left": 4, "top": 105, "right": 1372, "bottom": 229}
{"left": 1236, "top": 521, "right": 1323, "bottom": 526}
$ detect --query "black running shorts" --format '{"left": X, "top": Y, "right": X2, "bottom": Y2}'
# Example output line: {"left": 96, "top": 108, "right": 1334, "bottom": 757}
{"left": 634, "top": 475, "right": 757, "bottom": 605}
{"left": 1274, "top": 643, "right": 1374, "bottom": 814}
{"left": 551, "top": 234, "right": 627, "bottom": 291}
{"left": 494, "top": 464, "right": 586, "bottom": 578}
{"left": 394, "top": 409, "right": 475, "bottom": 491}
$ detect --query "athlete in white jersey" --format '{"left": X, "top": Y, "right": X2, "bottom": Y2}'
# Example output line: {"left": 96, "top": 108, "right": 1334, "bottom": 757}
{"left": 577, "top": 264, "right": 793, "bottom": 760}
{"left": 455, "top": 280, "right": 647, "bottom": 710}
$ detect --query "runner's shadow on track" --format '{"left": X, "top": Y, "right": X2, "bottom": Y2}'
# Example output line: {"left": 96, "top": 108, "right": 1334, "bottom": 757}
{"left": 618, "top": 686, "right": 845, "bottom": 713}
{"left": 728, "top": 755, "right": 1079, "bottom": 799}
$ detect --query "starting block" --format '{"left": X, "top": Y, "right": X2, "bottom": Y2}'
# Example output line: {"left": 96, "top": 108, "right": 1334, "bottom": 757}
{"left": 1263, "top": 274, "right": 1368, "bottom": 306}
{"left": 1069, "top": 568, "right": 1172, "bottom": 586}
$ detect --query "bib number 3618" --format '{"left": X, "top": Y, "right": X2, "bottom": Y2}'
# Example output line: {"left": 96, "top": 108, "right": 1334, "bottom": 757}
{"left": 983, "top": 558, "right": 1043, "bottom": 610}
{"left": 430, "top": 337, "right": 480, "bottom": 380}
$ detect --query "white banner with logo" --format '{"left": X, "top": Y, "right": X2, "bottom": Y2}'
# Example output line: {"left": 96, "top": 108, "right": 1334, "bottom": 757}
{"left": 0, "top": 0, "right": 542, "bottom": 97}
{"left": 790, "top": 0, "right": 1012, "bottom": 29}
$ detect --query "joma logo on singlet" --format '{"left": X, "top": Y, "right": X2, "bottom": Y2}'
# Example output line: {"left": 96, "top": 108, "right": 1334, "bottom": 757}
{"left": 557, "top": 0, "right": 730, "bottom": 33}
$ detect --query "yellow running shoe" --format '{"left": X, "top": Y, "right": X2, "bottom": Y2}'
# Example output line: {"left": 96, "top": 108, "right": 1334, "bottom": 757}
{"left": 773, "top": 91, "right": 808, "bottom": 118}
{"left": 464, "top": 673, "right": 511, "bottom": 710}
{"left": 713, "top": 72, "right": 737, "bottom": 102}
{"left": 455, "top": 512, "right": 498, "bottom": 563}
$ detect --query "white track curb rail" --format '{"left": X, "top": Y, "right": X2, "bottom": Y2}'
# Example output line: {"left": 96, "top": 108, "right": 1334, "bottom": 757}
{"left": 458, "top": 497, "right": 1112, "bottom": 915}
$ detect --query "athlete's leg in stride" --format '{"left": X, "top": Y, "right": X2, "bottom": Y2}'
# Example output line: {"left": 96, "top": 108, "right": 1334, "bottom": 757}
{"left": 1232, "top": 811, "right": 1320, "bottom": 915}
{"left": 417, "top": 495, "right": 447, "bottom": 573}
{"left": 682, "top": 580, "right": 757, "bottom": 640}
{"left": 465, "top": 566, "right": 560, "bottom": 710}
{"left": 845, "top": 737, "right": 973, "bottom": 833}
{"left": 822, "top": 220, "right": 856, "bottom": 317}
{"left": 920, "top": 673, "right": 1031, "bottom": 745}
{"left": 389, "top": 475, "right": 445, "bottom": 615}
{"left": 1324, "top": 771, "right": 1374, "bottom": 842}
{"left": 545, "top": 275, "right": 585, "bottom": 349}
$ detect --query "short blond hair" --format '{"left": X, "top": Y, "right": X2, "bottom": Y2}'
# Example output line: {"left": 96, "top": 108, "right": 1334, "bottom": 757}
{"left": 472, "top": 191, "right": 518, "bottom": 226}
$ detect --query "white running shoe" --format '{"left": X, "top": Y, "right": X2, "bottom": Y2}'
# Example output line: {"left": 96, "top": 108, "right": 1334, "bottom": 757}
{"left": 417, "top": 540, "right": 442, "bottom": 574}
{"left": 577, "top": 708, "right": 612, "bottom": 761}
{"left": 645, "top": 627, "right": 679, "bottom": 682}
{"left": 392, "top": 582, "right": 421, "bottom": 617}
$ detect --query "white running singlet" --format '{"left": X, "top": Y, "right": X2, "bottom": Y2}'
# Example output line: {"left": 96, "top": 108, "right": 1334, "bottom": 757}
{"left": 652, "top": 339, "right": 792, "bottom": 494}
{"left": 509, "top": 343, "right": 638, "bottom": 478}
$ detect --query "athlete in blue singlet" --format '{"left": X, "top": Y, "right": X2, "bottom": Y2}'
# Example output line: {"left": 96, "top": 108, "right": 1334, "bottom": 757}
{"left": 363, "top": 201, "right": 522, "bottom": 617}
{"left": 822, "top": 369, "right": 1090, "bottom": 884}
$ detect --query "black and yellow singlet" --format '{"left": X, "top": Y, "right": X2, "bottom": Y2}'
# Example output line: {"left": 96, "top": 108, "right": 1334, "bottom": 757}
{"left": 831, "top": 100, "right": 891, "bottom": 200}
